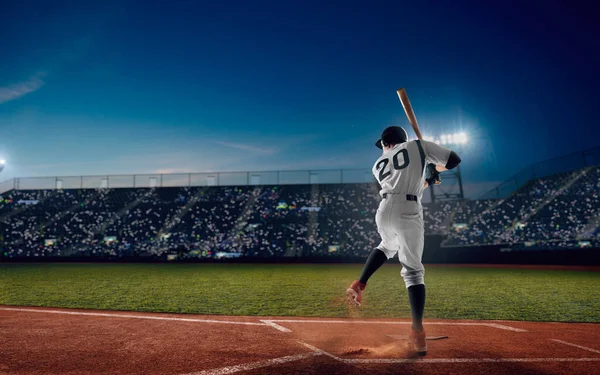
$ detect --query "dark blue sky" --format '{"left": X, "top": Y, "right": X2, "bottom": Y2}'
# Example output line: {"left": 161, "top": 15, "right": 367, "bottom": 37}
{"left": 0, "top": 0, "right": 597, "bottom": 194}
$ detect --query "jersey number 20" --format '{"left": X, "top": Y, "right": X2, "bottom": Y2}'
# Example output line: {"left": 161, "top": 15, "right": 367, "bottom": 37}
{"left": 376, "top": 149, "right": 409, "bottom": 182}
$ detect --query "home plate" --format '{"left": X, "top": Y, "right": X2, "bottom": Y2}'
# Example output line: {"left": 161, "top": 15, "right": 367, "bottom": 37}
{"left": 387, "top": 335, "right": 449, "bottom": 340}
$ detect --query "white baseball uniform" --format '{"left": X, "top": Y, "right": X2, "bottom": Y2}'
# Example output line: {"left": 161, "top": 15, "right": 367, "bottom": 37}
{"left": 372, "top": 140, "right": 452, "bottom": 288}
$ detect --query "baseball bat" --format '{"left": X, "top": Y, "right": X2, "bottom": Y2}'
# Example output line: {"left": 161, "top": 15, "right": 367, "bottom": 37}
{"left": 396, "top": 88, "right": 423, "bottom": 140}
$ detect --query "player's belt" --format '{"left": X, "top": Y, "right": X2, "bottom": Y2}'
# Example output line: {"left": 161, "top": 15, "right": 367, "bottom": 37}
{"left": 382, "top": 193, "right": 418, "bottom": 202}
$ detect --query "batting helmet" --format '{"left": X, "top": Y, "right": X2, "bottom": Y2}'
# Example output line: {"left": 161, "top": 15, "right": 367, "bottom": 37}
{"left": 375, "top": 126, "right": 408, "bottom": 149}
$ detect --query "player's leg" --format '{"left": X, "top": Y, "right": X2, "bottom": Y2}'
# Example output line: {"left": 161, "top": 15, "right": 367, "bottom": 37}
{"left": 406, "top": 272, "right": 426, "bottom": 331}
{"left": 359, "top": 248, "right": 388, "bottom": 285}
{"left": 398, "top": 250, "right": 426, "bottom": 332}
{"left": 347, "top": 201, "right": 397, "bottom": 306}
{"left": 396, "top": 211, "right": 427, "bottom": 353}
{"left": 346, "top": 246, "right": 392, "bottom": 306}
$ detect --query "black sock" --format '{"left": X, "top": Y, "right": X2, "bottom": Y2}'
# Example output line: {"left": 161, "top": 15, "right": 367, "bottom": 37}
{"left": 359, "top": 249, "right": 388, "bottom": 284}
{"left": 408, "top": 284, "right": 426, "bottom": 331}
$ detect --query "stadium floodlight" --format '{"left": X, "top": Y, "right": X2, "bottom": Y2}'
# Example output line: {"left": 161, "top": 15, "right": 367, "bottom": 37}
{"left": 422, "top": 132, "right": 469, "bottom": 146}
{"left": 0, "top": 160, "right": 5, "bottom": 165}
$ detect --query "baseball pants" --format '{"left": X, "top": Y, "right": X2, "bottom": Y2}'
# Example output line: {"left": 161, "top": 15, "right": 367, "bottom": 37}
{"left": 375, "top": 194, "right": 425, "bottom": 288}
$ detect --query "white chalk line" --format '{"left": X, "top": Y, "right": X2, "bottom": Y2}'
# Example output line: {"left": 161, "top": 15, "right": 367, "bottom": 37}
{"left": 482, "top": 323, "right": 527, "bottom": 332}
{"left": 260, "top": 320, "right": 292, "bottom": 332}
{"left": 552, "top": 339, "right": 600, "bottom": 354}
{"left": 277, "top": 342, "right": 600, "bottom": 366}
{"left": 180, "top": 351, "right": 322, "bottom": 375}
{"left": 0, "top": 307, "right": 266, "bottom": 326}
{"left": 342, "top": 357, "right": 600, "bottom": 364}
{"left": 298, "top": 341, "right": 341, "bottom": 361}
{"left": 1, "top": 306, "right": 528, "bottom": 333}
{"left": 268, "top": 319, "right": 527, "bottom": 332}
{"left": 300, "top": 341, "right": 600, "bottom": 365}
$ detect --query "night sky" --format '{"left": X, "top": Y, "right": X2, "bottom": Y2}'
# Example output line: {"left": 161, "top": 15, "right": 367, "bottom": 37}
{"left": 0, "top": 0, "right": 597, "bottom": 196}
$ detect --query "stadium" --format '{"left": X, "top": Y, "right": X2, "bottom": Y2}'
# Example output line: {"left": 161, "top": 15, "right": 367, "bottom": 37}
{"left": 2, "top": 1, "right": 599, "bottom": 374}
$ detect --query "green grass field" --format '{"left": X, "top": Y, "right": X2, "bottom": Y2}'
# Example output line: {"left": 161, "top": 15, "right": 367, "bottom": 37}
{"left": 1, "top": 263, "right": 599, "bottom": 322}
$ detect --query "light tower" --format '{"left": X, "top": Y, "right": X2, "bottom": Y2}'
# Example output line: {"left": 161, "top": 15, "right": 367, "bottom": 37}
{"left": 0, "top": 160, "right": 5, "bottom": 174}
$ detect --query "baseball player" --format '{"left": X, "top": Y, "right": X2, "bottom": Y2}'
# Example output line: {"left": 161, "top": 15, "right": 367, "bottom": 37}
{"left": 346, "top": 126, "right": 461, "bottom": 355}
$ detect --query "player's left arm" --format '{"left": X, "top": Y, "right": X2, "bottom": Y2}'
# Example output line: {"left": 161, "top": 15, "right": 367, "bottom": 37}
{"left": 434, "top": 151, "right": 461, "bottom": 172}
{"left": 420, "top": 140, "right": 461, "bottom": 170}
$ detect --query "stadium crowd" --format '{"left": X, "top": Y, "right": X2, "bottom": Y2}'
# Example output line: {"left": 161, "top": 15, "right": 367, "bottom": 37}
{"left": 444, "top": 166, "right": 600, "bottom": 248}
{"left": 0, "top": 184, "right": 383, "bottom": 258}
{"left": 1, "top": 166, "right": 599, "bottom": 259}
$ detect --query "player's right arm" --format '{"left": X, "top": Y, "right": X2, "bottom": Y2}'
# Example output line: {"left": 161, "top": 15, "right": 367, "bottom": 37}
{"left": 420, "top": 140, "right": 462, "bottom": 171}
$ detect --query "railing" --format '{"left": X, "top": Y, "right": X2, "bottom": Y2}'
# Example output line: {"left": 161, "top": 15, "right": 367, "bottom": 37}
{"left": 480, "top": 146, "right": 600, "bottom": 199}
{"left": 3, "top": 146, "right": 598, "bottom": 197}
{"left": 0, "top": 168, "right": 375, "bottom": 194}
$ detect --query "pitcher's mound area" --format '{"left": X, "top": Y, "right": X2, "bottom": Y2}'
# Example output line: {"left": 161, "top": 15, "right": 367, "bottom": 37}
{"left": 1, "top": 306, "right": 599, "bottom": 375}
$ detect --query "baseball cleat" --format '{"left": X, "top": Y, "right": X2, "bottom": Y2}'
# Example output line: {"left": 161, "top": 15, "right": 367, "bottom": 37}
{"left": 346, "top": 280, "right": 366, "bottom": 307}
{"left": 409, "top": 327, "right": 427, "bottom": 355}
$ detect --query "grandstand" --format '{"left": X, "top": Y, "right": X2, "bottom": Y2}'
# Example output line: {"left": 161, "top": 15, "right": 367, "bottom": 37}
{"left": 444, "top": 166, "right": 600, "bottom": 248}
{"left": 0, "top": 147, "right": 599, "bottom": 263}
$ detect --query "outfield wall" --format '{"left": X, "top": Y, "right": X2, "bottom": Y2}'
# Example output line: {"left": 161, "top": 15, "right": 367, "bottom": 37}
{"left": 3, "top": 236, "right": 598, "bottom": 265}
